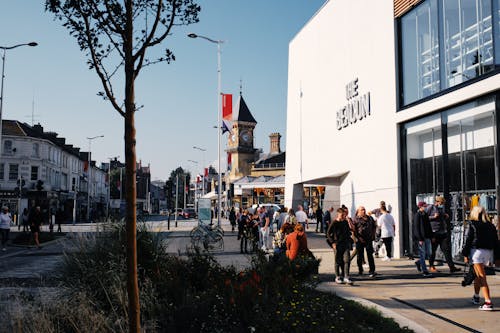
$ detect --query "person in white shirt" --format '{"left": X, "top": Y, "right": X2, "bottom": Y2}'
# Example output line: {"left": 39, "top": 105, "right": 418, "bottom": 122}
{"left": 0, "top": 206, "right": 13, "bottom": 251}
{"left": 295, "top": 205, "right": 308, "bottom": 229}
{"left": 377, "top": 204, "right": 395, "bottom": 261}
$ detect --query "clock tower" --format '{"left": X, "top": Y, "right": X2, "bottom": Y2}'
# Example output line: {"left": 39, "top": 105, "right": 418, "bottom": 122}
{"left": 227, "top": 94, "right": 257, "bottom": 183}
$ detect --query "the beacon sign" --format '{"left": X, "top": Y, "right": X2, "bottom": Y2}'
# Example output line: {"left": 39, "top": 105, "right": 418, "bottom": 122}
{"left": 336, "top": 78, "right": 371, "bottom": 130}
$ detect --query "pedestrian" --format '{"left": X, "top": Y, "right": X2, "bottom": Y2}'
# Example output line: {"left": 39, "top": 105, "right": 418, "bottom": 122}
{"left": 258, "top": 206, "right": 271, "bottom": 251}
{"left": 285, "top": 208, "right": 297, "bottom": 225}
{"left": 277, "top": 206, "right": 288, "bottom": 230}
{"left": 308, "top": 205, "right": 314, "bottom": 219}
{"left": 323, "top": 206, "right": 333, "bottom": 233}
{"left": 29, "top": 206, "right": 43, "bottom": 249}
{"left": 0, "top": 206, "right": 12, "bottom": 251}
{"left": 462, "top": 205, "right": 498, "bottom": 311}
{"left": 377, "top": 204, "right": 395, "bottom": 261}
{"left": 229, "top": 206, "right": 236, "bottom": 232}
{"left": 327, "top": 208, "right": 353, "bottom": 285}
{"left": 56, "top": 208, "right": 64, "bottom": 233}
{"left": 315, "top": 206, "right": 323, "bottom": 233}
{"left": 286, "top": 224, "right": 309, "bottom": 260}
{"left": 427, "top": 196, "right": 461, "bottom": 273}
{"left": 413, "top": 202, "right": 432, "bottom": 277}
{"left": 296, "top": 205, "right": 308, "bottom": 229}
{"left": 21, "top": 208, "right": 30, "bottom": 232}
{"left": 271, "top": 208, "right": 280, "bottom": 233}
{"left": 352, "top": 206, "right": 377, "bottom": 277}
{"left": 273, "top": 221, "right": 293, "bottom": 256}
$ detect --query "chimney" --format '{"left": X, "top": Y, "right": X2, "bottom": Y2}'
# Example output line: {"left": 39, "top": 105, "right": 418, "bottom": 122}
{"left": 269, "top": 133, "right": 281, "bottom": 154}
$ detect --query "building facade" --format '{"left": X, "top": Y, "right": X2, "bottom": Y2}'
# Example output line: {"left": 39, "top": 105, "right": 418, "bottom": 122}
{"left": 0, "top": 121, "right": 108, "bottom": 222}
{"left": 285, "top": 0, "right": 500, "bottom": 258}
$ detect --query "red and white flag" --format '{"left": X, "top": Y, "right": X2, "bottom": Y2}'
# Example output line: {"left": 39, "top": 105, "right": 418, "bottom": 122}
{"left": 221, "top": 93, "right": 232, "bottom": 134}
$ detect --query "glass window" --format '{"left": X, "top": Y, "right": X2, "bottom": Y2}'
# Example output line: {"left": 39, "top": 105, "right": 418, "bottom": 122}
{"left": 3, "top": 140, "right": 13, "bottom": 155}
{"left": 32, "top": 143, "right": 39, "bottom": 157}
{"left": 401, "top": 0, "right": 440, "bottom": 105}
{"left": 0, "top": 164, "right": 4, "bottom": 180}
{"left": 31, "top": 166, "right": 38, "bottom": 181}
{"left": 442, "top": 0, "right": 494, "bottom": 89}
{"left": 9, "top": 164, "right": 19, "bottom": 180}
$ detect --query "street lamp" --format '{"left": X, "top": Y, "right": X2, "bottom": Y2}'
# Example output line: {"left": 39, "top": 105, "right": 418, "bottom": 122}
{"left": 0, "top": 42, "right": 38, "bottom": 157}
{"left": 188, "top": 159, "right": 199, "bottom": 210}
{"left": 188, "top": 32, "right": 224, "bottom": 227}
{"left": 193, "top": 146, "right": 207, "bottom": 195}
{"left": 107, "top": 155, "right": 120, "bottom": 219}
{"left": 87, "top": 135, "right": 104, "bottom": 221}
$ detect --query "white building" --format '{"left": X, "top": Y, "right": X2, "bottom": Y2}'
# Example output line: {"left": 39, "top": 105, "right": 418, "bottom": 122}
{"left": 0, "top": 121, "right": 108, "bottom": 221}
{"left": 285, "top": 0, "right": 500, "bottom": 258}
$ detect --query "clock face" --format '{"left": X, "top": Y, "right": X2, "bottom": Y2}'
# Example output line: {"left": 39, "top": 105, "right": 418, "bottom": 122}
{"left": 241, "top": 131, "right": 251, "bottom": 143}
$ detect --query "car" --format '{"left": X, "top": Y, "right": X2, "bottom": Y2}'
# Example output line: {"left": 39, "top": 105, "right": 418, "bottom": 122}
{"left": 182, "top": 208, "right": 197, "bottom": 219}
{"left": 249, "top": 203, "right": 284, "bottom": 215}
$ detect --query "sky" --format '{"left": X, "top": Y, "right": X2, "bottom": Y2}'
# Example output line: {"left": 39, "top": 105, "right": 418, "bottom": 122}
{"left": 0, "top": 0, "right": 326, "bottom": 181}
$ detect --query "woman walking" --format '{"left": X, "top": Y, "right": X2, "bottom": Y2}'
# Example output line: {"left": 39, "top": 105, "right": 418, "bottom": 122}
{"left": 462, "top": 206, "right": 498, "bottom": 310}
{"left": 0, "top": 206, "right": 12, "bottom": 251}
{"left": 377, "top": 204, "right": 395, "bottom": 261}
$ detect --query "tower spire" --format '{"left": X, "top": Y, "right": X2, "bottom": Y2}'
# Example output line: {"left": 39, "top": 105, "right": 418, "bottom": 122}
{"left": 239, "top": 78, "right": 243, "bottom": 96}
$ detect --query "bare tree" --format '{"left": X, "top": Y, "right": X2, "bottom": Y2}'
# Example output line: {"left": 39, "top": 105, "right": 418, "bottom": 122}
{"left": 45, "top": 1, "right": 200, "bottom": 331}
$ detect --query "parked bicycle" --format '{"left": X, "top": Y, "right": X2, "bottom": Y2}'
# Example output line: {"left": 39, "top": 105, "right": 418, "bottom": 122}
{"left": 190, "top": 223, "right": 224, "bottom": 251}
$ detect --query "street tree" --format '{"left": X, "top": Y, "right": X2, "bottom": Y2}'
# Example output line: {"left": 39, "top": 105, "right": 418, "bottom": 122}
{"left": 168, "top": 166, "right": 191, "bottom": 208}
{"left": 45, "top": 1, "right": 200, "bottom": 331}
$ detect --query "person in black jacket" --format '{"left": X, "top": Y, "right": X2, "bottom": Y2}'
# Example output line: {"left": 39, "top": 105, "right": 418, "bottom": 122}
{"left": 462, "top": 205, "right": 498, "bottom": 311}
{"left": 323, "top": 207, "right": 333, "bottom": 234}
{"left": 352, "top": 206, "right": 377, "bottom": 277}
{"left": 315, "top": 206, "right": 323, "bottom": 233}
{"left": 327, "top": 208, "right": 353, "bottom": 285}
{"left": 413, "top": 202, "right": 433, "bottom": 277}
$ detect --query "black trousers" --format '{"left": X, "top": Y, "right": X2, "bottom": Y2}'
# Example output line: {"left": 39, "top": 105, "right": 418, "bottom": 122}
{"left": 334, "top": 244, "right": 351, "bottom": 278}
{"left": 356, "top": 241, "right": 376, "bottom": 274}
{"left": 382, "top": 237, "right": 393, "bottom": 258}
{"left": 0, "top": 228, "right": 9, "bottom": 247}
{"left": 429, "top": 233, "right": 454, "bottom": 268}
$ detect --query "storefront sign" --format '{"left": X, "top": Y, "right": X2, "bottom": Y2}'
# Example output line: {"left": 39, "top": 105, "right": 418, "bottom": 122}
{"left": 336, "top": 78, "right": 371, "bottom": 130}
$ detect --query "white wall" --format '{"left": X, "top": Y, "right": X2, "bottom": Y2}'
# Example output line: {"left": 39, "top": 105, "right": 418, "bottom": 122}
{"left": 285, "top": 0, "right": 403, "bottom": 255}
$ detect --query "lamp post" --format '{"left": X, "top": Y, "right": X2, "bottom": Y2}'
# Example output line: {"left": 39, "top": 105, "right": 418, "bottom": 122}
{"left": 0, "top": 42, "right": 38, "bottom": 157}
{"left": 87, "top": 135, "right": 104, "bottom": 221}
{"left": 188, "top": 159, "right": 199, "bottom": 210}
{"left": 188, "top": 32, "right": 224, "bottom": 227}
{"left": 193, "top": 146, "right": 206, "bottom": 195}
{"left": 107, "top": 156, "right": 119, "bottom": 219}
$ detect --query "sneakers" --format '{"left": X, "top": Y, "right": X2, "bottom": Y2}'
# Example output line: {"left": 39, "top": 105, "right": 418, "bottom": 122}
{"left": 449, "top": 266, "right": 462, "bottom": 274}
{"left": 479, "top": 302, "right": 493, "bottom": 311}
{"left": 335, "top": 277, "right": 343, "bottom": 284}
{"left": 344, "top": 277, "right": 353, "bottom": 285}
{"left": 381, "top": 256, "right": 391, "bottom": 261}
{"left": 369, "top": 272, "right": 377, "bottom": 278}
{"left": 472, "top": 295, "right": 480, "bottom": 305}
{"left": 415, "top": 261, "right": 422, "bottom": 272}
{"left": 422, "top": 271, "right": 432, "bottom": 278}
{"left": 429, "top": 266, "right": 439, "bottom": 273}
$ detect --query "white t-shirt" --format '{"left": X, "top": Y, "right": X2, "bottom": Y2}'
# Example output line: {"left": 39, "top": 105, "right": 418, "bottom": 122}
{"left": 0, "top": 212, "right": 12, "bottom": 229}
{"left": 377, "top": 213, "right": 395, "bottom": 238}
{"left": 296, "top": 210, "right": 308, "bottom": 223}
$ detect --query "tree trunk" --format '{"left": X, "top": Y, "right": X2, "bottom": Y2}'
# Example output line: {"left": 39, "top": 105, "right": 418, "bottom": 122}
{"left": 124, "top": 1, "right": 140, "bottom": 332}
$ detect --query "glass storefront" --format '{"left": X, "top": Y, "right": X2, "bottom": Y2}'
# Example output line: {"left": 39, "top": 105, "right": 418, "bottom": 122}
{"left": 400, "top": 0, "right": 500, "bottom": 106}
{"left": 403, "top": 96, "right": 498, "bottom": 260}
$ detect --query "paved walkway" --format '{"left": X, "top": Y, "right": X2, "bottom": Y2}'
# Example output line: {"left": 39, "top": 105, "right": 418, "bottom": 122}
{"left": 1, "top": 220, "right": 498, "bottom": 332}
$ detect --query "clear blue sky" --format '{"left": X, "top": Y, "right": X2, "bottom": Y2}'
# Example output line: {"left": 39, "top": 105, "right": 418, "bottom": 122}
{"left": 0, "top": 0, "right": 326, "bottom": 180}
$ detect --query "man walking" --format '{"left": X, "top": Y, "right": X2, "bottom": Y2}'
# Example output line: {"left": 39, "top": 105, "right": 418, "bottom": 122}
{"left": 413, "top": 202, "right": 432, "bottom": 277}
{"left": 315, "top": 206, "right": 323, "bottom": 233}
{"left": 327, "top": 208, "right": 353, "bottom": 285}
{"left": 352, "top": 206, "right": 377, "bottom": 277}
{"left": 295, "top": 205, "right": 308, "bottom": 229}
{"left": 258, "top": 206, "right": 271, "bottom": 251}
{"left": 427, "top": 196, "right": 461, "bottom": 273}
{"left": 323, "top": 207, "right": 333, "bottom": 234}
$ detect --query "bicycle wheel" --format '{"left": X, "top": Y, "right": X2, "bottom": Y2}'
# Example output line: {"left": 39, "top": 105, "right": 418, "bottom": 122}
{"left": 204, "top": 233, "right": 224, "bottom": 251}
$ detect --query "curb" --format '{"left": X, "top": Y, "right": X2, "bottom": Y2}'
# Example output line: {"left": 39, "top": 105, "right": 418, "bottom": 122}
{"left": 316, "top": 283, "right": 431, "bottom": 333}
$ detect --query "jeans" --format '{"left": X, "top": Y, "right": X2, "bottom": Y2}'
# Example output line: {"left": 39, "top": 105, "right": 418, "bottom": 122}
{"left": 334, "top": 244, "right": 351, "bottom": 278}
{"left": 382, "top": 237, "right": 393, "bottom": 258}
{"left": 259, "top": 227, "right": 269, "bottom": 249}
{"left": 416, "top": 238, "right": 431, "bottom": 273}
{"left": 356, "top": 241, "right": 376, "bottom": 274}
{"left": 0, "top": 228, "right": 9, "bottom": 247}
